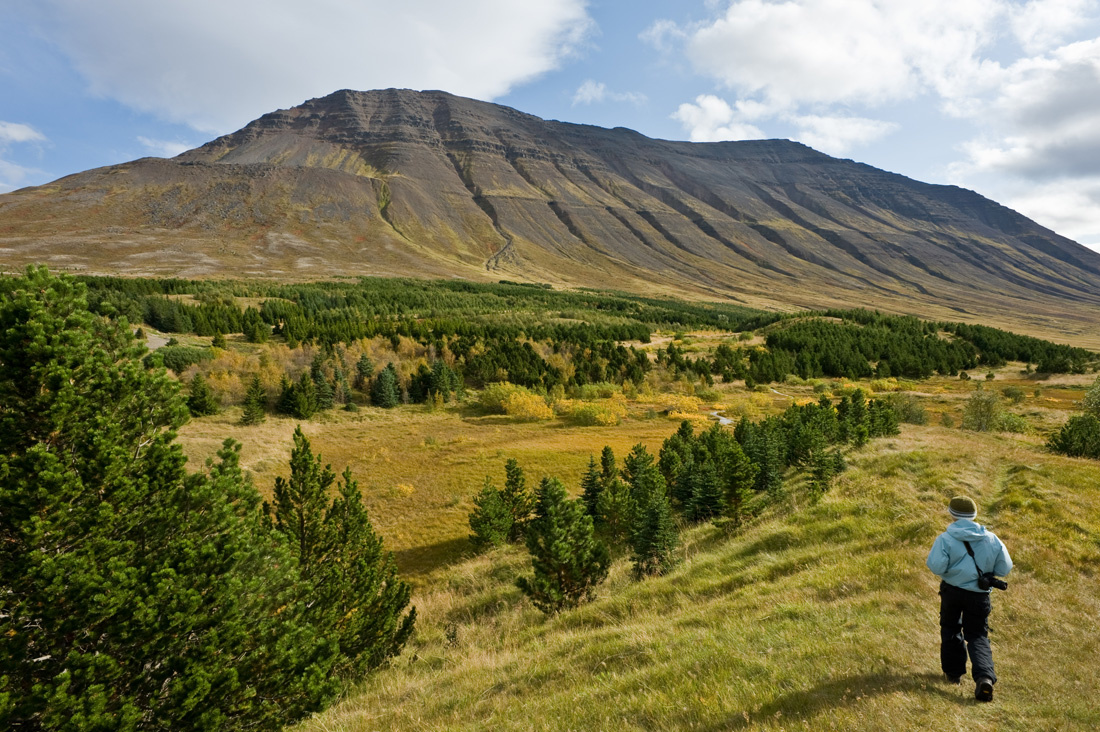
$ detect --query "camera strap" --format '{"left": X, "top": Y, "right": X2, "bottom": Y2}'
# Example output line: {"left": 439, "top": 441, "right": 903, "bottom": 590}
{"left": 962, "top": 540, "right": 986, "bottom": 576}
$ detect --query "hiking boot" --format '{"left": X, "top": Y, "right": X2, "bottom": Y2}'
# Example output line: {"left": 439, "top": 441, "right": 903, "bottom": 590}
{"left": 975, "top": 678, "right": 994, "bottom": 702}
{"left": 945, "top": 674, "right": 962, "bottom": 685}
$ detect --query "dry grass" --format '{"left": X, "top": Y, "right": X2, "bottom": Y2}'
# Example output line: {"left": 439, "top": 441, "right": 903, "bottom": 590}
{"left": 290, "top": 421, "right": 1100, "bottom": 732}
{"left": 173, "top": 349, "right": 1100, "bottom": 730}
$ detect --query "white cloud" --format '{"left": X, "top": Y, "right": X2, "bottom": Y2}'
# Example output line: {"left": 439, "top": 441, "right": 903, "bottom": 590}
{"left": 137, "top": 136, "right": 193, "bottom": 158}
{"left": 1011, "top": 0, "right": 1097, "bottom": 54}
{"left": 0, "top": 121, "right": 46, "bottom": 144}
{"left": 0, "top": 121, "right": 47, "bottom": 192}
{"left": 0, "top": 159, "right": 43, "bottom": 193}
{"left": 678, "top": 0, "right": 1002, "bottom": 109}
{"left": 790, "top": 115, "right": 898, "bottom": 156}
{"left": 32, "top": 0, "right": 594, "bottom": 133}
{"left": 1001, "top": 177, "right": 1100, "bottom": 248}
{"left": 572, "top": 80, "right": 646, "bottom": 106}
{"left": 672, "top": 95, "right": 764, "bottom": 142}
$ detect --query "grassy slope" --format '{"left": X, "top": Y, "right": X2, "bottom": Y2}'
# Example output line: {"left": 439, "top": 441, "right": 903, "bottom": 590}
{"left": 295, "top": 423, "right": 1100, "bottom": 732}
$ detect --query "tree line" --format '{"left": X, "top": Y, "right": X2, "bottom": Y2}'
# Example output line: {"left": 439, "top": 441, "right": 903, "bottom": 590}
{"left": 469, "top": 390, "right": 900, "bottom": 613}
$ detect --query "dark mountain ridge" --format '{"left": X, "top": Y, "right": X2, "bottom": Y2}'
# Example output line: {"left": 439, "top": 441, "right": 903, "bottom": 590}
{"left": 2, "top": 88, "right": 1099, "bottom": 342}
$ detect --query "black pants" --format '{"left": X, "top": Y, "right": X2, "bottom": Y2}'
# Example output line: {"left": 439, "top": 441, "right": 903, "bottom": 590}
{"left": 939, "top": 581, "right": 996, "bottom": 683}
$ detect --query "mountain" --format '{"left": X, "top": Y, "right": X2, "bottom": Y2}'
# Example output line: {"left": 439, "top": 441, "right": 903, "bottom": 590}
{"left": 3, "top": 88, "right": 1100, "bottom": 341}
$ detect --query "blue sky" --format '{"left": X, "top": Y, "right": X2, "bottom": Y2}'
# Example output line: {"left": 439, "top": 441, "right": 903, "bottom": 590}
{"left": 4, "top": 0, "right": 1100, "bottom": 250}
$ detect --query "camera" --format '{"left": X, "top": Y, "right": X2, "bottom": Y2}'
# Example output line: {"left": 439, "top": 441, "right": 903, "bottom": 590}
{"left": 978, "top": 572, "right": 1008, "bottom": 591}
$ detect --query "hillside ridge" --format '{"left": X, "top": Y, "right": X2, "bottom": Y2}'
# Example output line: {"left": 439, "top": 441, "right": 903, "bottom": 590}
{"left": 2, "top": 88, "right": 1100, "bottom": 341}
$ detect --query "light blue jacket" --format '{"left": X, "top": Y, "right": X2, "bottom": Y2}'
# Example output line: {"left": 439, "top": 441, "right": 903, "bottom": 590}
{"left": 926, "top": 519, "right": 1012, "bottom": 593}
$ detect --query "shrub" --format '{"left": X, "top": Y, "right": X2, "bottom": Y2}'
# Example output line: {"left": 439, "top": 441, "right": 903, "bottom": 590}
{"left": 146, "top": 344, "right": 212, "bottom": 373}
{"left": 569, "top": 401, "right": 626, "bottom": 426}
{"left": 1048, "top": 414, "right": 1100, "bottom": 458}
{"left": 961, "top": 388, "right": 1002, "bottom": 432}
{"left": 995, "top": 412, "right": 1030, "bottom": 434}
{"left": 1001, "top": 385, "right": 1026, "bottom": 404}
{"left": 885, "top": 393, "right": 927, "bottom": 425}
{"left": 503, "top": 391, "right": 553, "bottom": 421}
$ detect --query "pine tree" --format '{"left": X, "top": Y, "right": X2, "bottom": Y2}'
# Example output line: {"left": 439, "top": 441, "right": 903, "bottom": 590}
{"left": 686, "top": 457, "right": 724, "bottom": 522}
{"left": 516, "top": 477, "right": 610, "bottom": 614}
{"left": 355, "top": 354, "right": 375, "bottom": 389}
{"left": 211, "top": 331, "right": 227, "bottom": 349}
{"left": 468, "top": 477, "right": 513, "bottom": 550}
{"left": 187, "top": 371, "right": 219, "bottom": 416}
{"left": 722, "top": 442, "right": 758, "bottom": 528}
{"left": 594, "top": 474, "right": 635, "bottom": 546}
{"left": 371, "top": 363, "right": 400, "bottom": 408}
{"left": 500, "top": 457, "right": 533, "bottom": 541}
{"left": 0, "top": 268, "right": 340, "bottom": 731}
{"left": 580, "top": 454, "right": 603, "bottom": 519}
{"left": 269, "top": 426, "right": 335, "bottom": 571}
{"left": 241, "top": 373, "right": 267, "bottom": 425}
{"left": 599, "top": 445, "right": 618, "bottom": 487}
{"left": 631, "top": 481, "right": 679, "bottom": 579}
{"left": 316, "top": 468, "right": 415, "bottom": 679}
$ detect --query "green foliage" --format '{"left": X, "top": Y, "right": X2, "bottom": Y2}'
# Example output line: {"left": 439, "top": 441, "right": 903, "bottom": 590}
{"left": 1047, "top": 414, "right": 1100, "bottom": 459}
{"left": 624, "top": 444, "right": 680, "bottom": 578}
{"left": 515, "top": 478, "right": 610, "bottom": 614}
{"left": 0, "top": 268, "right": 340, "bottom": 731}
{"left": 240, "top": 374, "right": 267, "bottom": 425}
{"left": 146, "top": 344, "right": 212, "bottom": 372}
{"left": 500, "top": 458, "right": 534, "bottom": 541}
{"left": 267, "top": 428, "right": 415, "bottom": 680}
{"left": 580, "top": 455, "right": 603, "bottom": 518}
{"left": 961, "top": 388, "right": 1002, "bottom": 432}
{"left": 278, "top": 372, "right": 318, "bottom": 419}
{"left": 211, "top": 331, "right": 227, "bottom": 348}
{"left": 371, "top": 363, "right": 401, "bottom": 409}
{"left": 1080, "top": 376, "right": 1100, "bottom": 418}
{"left": 187, "top": 372, "right": 219, "bottom": 416}
{"left": 468, "top": 478, "right": 513, "bottom": 551}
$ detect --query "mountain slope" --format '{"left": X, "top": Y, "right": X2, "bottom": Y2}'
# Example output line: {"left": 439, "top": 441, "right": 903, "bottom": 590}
{"left": 2, "top": 88, "right": 1100, "bottom": 340}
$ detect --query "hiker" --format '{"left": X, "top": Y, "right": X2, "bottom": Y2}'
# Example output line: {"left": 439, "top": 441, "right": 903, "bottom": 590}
{"left": 925, "top": 495, "right": 1012, "bottom": 702}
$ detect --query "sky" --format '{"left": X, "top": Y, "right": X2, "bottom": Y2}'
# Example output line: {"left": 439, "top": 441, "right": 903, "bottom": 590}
{"left": 3, "top": 0, "right": 1100, "bottom": 251}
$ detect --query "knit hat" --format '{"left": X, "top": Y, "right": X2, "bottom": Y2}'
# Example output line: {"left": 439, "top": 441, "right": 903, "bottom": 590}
{"left": 949, "top": 495, "right": 978, "bottom": 520}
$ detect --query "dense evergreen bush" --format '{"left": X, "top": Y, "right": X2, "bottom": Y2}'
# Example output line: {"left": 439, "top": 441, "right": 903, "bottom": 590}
{"left": 0, "top": 269, "right": 351, "bottom": 731}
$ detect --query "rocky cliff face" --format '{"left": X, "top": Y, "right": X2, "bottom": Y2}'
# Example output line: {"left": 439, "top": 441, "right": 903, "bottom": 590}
{"left": 3, "top": 88, "right": 1100, "bottom": 339}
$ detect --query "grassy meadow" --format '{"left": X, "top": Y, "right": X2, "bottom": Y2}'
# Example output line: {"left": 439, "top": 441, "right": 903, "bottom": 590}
{"left": 169, "top": 330, "right": 1100, "bottom": 730}
{"left": 284, "top": 414, "right": 1100, "bottom": 732}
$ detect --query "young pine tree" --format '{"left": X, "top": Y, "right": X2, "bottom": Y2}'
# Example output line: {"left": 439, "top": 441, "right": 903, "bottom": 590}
{"left": 371, "top": 363, "right": 400, "bottom": 408}
{"left": 316, "top": 467, "right": 416, "bottom": 679}
{"left": 187, "top": 371, "right": 219, "bottom": 416}
{"left": 240, "top": 373, "right": 267, "bottom": 425}
{"left": 516, "top": 477, "right": 610, "bottom": 614}
{"left": 468, "top": 477, "right": 514, "bottom": 550}
{"left": 500, "top": 457, "right": 534, "bottom": 541}
{"left": 631, "top": 480, "right": 679, "bottom": 579}
{"left": 686, "top": 456, "right": 724, "bottom": 522}
{"left": 267, "top": 428, "right": 415, "bottom": 680}
{"left": 580, "top": 454, "right": 603, "bottom": 519}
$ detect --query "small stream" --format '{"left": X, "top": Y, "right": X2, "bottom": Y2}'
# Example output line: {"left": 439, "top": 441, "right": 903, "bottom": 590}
{"left": 709, "top": 410, "right": 733, "bottom": 425}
